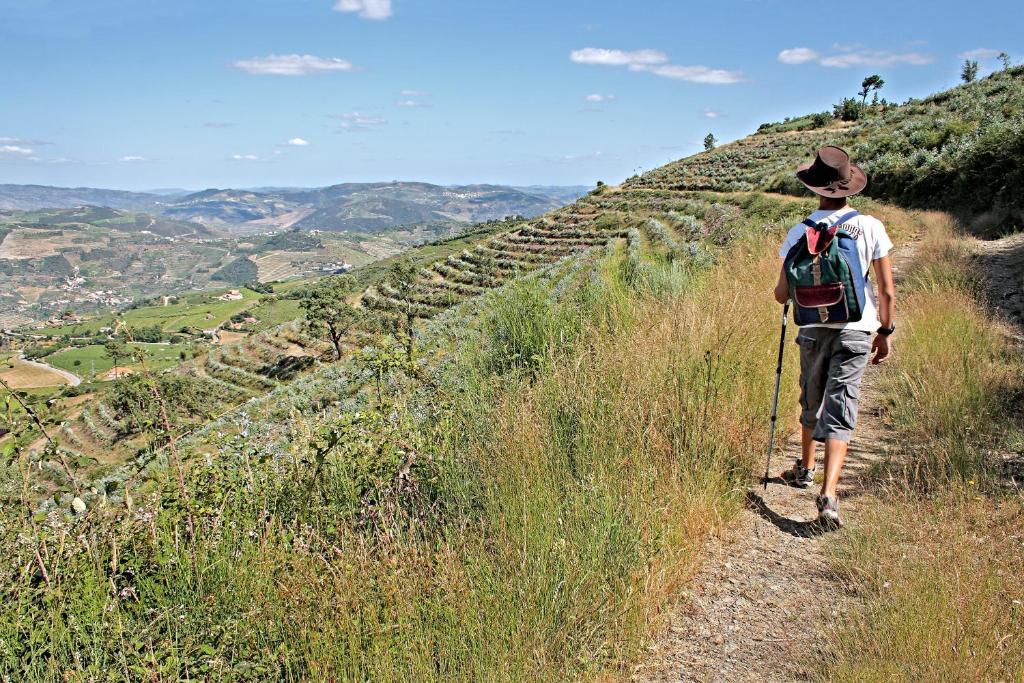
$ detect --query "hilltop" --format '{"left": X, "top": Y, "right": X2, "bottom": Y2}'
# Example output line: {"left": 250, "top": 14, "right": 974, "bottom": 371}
{"left": 2, "top": 66, "right": 1022, "bottom": 681}
{"left": 0, "top": 184, "right": 162, "bottom": 212}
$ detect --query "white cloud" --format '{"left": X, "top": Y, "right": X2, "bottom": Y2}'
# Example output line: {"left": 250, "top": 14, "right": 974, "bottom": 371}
{"left": 336, "top": 113, "right": 386, "bottom": 124}
{"left": 778, "top": 45, "right": 933, "bottom": 68}
{"left": 396, "top": 99, "right": 423, "bottom": 107}
{"left": 959, "top": 48, "right": 1003, "bottom": 60}
{"left": 778, "top": 47, "right": 821, "bottom": 65}
{"left": 572, "top": 47, "right": 743, "bottom": 85}
{"left": 231, "top": 154, "right": 259, "bottom": 161}
{"left": 333, "top": 112, "right": 388, "bottom": 131}
{"left": 119, "top": 155, "right": 147, "bottom": 162}
{"left": 232, "top": 54, "right": 355, "bottom": 76}
{"left": 584, "top": 93, "right": 616, "bottom": 102}
{"left": 400, "top": 89, "right": 427, "bottom": 97}
{"left": 639, "top": 64, "right": 744, "bottom": 84}
{"left": 820, "top": 50, "right": 933, "bottom": 68}
{"left": 334, "top": 0, "right": 392, "bottom": 20}
{"left": 0, "top": 145, "right": 33, "bottom": 155}
{"left": 287, "top": 137, "right": 310, "bottom": 146}
{"left": 570, "top": 47, "right": 668, "bottom": 67}
{"left": 702, "top": 108, "right": 722, "bottom": 119}
{"left": 556, "top": 151, "right": 611, "bottom": 163}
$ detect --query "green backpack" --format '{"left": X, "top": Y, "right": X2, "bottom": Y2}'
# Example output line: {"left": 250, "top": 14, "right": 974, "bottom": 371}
{"left": 783, "top": 210, "right": 867, "bottom": 326}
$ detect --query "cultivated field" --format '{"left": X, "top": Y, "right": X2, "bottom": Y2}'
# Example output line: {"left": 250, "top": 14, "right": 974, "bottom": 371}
{"left": 0, "top": 354, "right": 74, "bottom": 388}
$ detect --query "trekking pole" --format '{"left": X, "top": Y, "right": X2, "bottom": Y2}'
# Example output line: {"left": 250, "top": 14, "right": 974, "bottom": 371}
{"left": 763, "top": 300, "right": 791, "bottom": 490}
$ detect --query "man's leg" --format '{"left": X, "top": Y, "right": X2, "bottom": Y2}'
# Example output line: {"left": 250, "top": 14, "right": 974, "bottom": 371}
{"left": 821, "top": 438, "right": 849, "bottom": 499}
{"left": 801, "top": 425, "right": 817, "bottom": 470}
{"left": 796, "top": 331, "right": 826, "bottom": 475}
{"left": 812, "top": 330, "right": 872, "bottom": 500}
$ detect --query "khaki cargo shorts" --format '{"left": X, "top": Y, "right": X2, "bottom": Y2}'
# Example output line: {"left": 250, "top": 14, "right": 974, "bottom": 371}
{"left": 796, "top": 327, "right": 872, "bottom": 443}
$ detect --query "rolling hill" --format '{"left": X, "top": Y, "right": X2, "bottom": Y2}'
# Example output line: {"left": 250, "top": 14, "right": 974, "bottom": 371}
{"left": 160, "top": 182, "right": 586, "bottom": 232}
{"left": 0, "top": 181, "right": 589, "bottom": 234}
{"left": 0, "top": 184, "right": 167, "bottom": 211}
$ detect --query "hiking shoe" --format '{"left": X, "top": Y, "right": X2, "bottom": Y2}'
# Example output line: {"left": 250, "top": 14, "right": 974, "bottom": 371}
{"left": 782, "top": 458, "right": 816, "bottom": 488}
{"left": 816, "top": 495, "right": 843, "bottom": 529}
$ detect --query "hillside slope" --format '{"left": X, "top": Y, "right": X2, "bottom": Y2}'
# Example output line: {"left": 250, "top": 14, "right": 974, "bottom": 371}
{"left": 14, "top": 64, "right": 1024, "bottom": 506}
{"left": 2, "top": 68, "right": 1023, "bottom": 681}
{"left": 629, "top": 66, "right": 1024, "bottom": 226}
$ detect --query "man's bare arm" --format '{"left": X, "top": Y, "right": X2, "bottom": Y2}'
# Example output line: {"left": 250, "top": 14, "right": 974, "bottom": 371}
{"left": 870, "top": 255, "right": 895, "bottom": 364}
{"left": 773, "top": 264, "right": 789, "bottom": 304}
{"left": 872, "top": 255, "right": 895, "bottom": 328}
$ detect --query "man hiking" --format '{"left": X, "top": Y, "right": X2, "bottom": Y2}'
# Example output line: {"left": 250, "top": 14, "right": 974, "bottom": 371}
{"left": 773, "top": 145, "right": 896, "bottom": 528}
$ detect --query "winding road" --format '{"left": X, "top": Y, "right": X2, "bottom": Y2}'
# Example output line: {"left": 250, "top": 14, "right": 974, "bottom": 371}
{"left": 18, "top": 354, "right": 82, "bottom": 387}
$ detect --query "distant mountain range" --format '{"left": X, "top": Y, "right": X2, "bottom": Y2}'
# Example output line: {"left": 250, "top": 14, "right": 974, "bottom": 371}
{"left": 0, "top": 184, "right": 167, "bottom": 212}
{"left": 0, "top": 182, "right": 590, "bottom": 234}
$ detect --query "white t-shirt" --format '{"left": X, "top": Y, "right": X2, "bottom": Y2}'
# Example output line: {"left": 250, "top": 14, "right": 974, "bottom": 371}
{"left": 778, "top": 207, "right": 893, "bottom": 332}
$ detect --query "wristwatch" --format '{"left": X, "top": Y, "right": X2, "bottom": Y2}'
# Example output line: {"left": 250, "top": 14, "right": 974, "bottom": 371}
{"left": 877, "top": 324, "right": 896, "bottom": 336}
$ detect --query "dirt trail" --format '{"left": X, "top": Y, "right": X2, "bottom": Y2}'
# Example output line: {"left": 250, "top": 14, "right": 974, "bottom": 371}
{"left": 634, "top": 240, "right": 916, "bottom": 682}
{"left": 973, "top": 231, "right": 1024, "bottom": 329}
{"left": 636, "top": 368, "right": 892, "bottom": 683}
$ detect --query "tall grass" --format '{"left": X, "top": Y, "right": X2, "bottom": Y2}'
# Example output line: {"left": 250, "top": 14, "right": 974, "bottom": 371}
{"left": 431, "top": 236, "right": 798, "bottom": 677}
{"left": 1, "top": 204, "right": 805, "bottom": 680}
{"left": 826, "top": 492, "right": 1024, "bottom": 682}
{"left": 880, "top": 213, "right": 1020, "bottom": 484}
{"left": 820, "top": 211, "right": 1024, "bottom": 680}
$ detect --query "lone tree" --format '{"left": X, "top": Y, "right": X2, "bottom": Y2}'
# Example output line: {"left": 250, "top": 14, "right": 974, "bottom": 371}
{"left": 961, "top": 59, "right": 979, "bottom": 83}
{"left": 385, "top": 260, "right": 420, "bottom": 362}
{"left": 104, "top": 339, "right": 129, "bottom": 379}
{"left": 999, "top": 52, "right": 1011, "bottom": 70}
{"left": 859, "top": 74, "right": 885, "bottom": 104}
{"left": 703, "top": 133, "right": 717, "bottom": 151}
{"left": 301, "top": 275, "right": 361, "bottom": 359}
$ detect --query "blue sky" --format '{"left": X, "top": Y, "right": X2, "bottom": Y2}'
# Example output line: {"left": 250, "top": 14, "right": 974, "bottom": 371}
{"left": 1, "top": 0, "right": 1020, "bottom": 190}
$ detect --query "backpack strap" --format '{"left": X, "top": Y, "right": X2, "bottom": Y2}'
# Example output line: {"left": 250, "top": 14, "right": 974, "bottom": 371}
{"left": 801, "top": 210, "right": 860, "bottom": 229}
{"left": 834, "top": 209, "right": 860, "bottom": 226}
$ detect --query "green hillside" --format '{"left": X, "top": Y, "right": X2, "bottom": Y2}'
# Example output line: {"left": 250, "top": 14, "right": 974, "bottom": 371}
{"left": 2, "top": 67, "right": 1022, "bottom": 680}
{"left": 629, "top": 66, "right": 1024, "bottom": 227}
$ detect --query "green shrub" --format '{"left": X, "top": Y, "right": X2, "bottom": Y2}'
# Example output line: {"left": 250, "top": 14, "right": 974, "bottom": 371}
{"left": 834, "top": 97, "right": 866, "bottom": 121}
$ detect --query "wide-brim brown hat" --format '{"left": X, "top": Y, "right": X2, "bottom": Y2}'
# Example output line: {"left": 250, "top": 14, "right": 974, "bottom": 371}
{"left": 796, "top": 145, "right": 868, "bottom": 198}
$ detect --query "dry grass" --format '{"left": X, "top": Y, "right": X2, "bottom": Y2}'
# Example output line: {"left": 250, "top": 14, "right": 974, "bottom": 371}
{"left": 820, "top": 212, "right": 1024, "bottom": 680}
{"left": 826, "top": 492, "right": 1024, "bottom": 682}
{"left": 459, "top": 238, "right": 801, "bottom": 671}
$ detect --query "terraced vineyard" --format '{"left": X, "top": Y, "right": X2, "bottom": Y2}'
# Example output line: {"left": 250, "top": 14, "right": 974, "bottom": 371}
{"left": 361, "top": 205, "right": 630, "bottom": 319}
{"left": 43, "top": 184, "right": 773, "bottom": 489}
{"left": 51, "top": 320, "right": 329, "bottom": 473}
